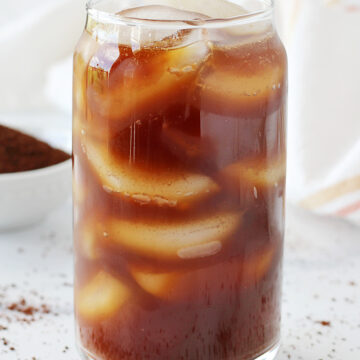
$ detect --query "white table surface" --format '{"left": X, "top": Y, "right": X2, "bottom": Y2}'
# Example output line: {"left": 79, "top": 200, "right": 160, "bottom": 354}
{"left": 0, "top": 202, "right": 359, "bottom": 360}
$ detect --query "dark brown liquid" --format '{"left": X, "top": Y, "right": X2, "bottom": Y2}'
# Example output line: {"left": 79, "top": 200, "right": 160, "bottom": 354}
{"left": 73, "top": 24, "right": 287, "bottom": 360}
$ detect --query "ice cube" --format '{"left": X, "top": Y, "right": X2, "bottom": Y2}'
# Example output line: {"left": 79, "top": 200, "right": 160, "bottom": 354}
{"left": 190, "top": 0, "right": 271, "bottom": 45}
{"left": 119, "top": 0, "right": 244, "bottom": 20}
{"left": 182, "top": 0, "right": 246, "bottom": 19}
{"left": 89, "top": 43, "right": 120, "bottom": 72}
{"left": 177, "top": 241, "right": 222, "bottom": 259}
{"left": 78, "top": 223, "right": 98, "bottom": 260}
{"left": 119, "top": 5, "right": 208, "bottom": 22}
{"left": 130, "top": 268, "right": 178, "bottom": 298}
{"left": 75, "top": 31, "right": 100, "bottom": 68}
{"left": 87, "top": 39, "right": 211, "bottom": 133}
{"left": 76, "top": 271, "right": 129, "bottom": 321}
{"left": 118, "top": 5, "right": 209, "bottom": 51}
{"left": 72, "top": 167, "right": 86, "bottom": 207}
{"left": 103, "top": 211, "right": 242, "bottom": 261}
{"left": 85, "top": 141, "right": 219, "bottom": 208}
{"left": 222, "top": 155, "right": 286, "bottom": 189}
{"left": 198, "top": 61, "right": 286, "bottom": 118}
{"left": 130, "top": 245, "right": 273, "bottom": 303}
{"left": 73, "top": 31, "right": 100, "bottom": 105}
{"left": 72, "top": 168, "right": 88, "bottom": 227}
{"left": 201, "top": 0, "right": 271, "bottom": 45}
{"left": 125, "top": 0, "right": 268, "bottom": 46}
{"left": 73, "top": 31, "right": 100, "bottom": 140}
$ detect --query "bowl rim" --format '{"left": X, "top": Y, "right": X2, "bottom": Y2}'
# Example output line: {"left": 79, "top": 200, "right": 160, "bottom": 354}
{"left": 0, "top": 159, "right": 72, "bottom": 182}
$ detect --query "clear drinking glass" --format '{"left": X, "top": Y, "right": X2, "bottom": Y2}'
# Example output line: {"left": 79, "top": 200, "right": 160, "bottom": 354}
{"left": 73, "top": 1, "right": 287, "bottom": 359}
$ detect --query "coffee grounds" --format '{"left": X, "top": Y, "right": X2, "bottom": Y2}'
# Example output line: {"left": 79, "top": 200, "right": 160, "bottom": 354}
{"left": 0, "top": 124, "right": 70, "bottom": 174}
{"left": 6, "top": 298, "right": 51, "bottom": 318}
{"left": 316, "top": 320, "right": 331, "bottom": 327}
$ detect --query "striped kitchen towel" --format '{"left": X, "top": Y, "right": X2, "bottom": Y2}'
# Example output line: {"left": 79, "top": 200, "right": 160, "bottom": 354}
{"left": 276, "top": 0, "right": 360, "bottom": 224}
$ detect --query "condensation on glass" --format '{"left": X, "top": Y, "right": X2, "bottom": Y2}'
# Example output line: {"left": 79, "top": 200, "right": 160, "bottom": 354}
{"left": 73, "top": 0, "right": 287, "bottom": 359}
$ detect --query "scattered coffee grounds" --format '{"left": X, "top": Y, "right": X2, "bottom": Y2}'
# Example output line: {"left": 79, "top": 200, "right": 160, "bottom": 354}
{"left": 0, "top": 124, "right": 70, "bottom": 174}
{"left": 317, "top": 321, "right": 331, "bottom": 327}
{"left": 6, "top": 298, "right": 51, "bottom": 318}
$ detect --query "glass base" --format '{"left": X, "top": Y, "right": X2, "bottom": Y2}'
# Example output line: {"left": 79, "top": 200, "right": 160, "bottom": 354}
{"left": 253, "top": 343, "right": 280, "bottom": 360}
{"left": 78, "top": 342, "right": 280, "bottom": 360}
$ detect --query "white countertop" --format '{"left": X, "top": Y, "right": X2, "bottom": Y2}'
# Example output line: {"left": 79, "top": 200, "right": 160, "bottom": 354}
{"left": 0, "top": 202, "right": 359, "bottom": 360}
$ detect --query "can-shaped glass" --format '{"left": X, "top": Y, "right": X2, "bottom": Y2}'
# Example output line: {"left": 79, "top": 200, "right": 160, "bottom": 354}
{"left": 73, "top": 1, "right": 287, "bottom": 359}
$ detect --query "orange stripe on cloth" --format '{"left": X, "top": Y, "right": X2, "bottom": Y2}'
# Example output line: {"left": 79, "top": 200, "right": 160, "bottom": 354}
{"left": 336, "top": 200, "right": 360, "bottom": 217}
{"left": 300, "top": 175, "right": 360, "bottom": 209}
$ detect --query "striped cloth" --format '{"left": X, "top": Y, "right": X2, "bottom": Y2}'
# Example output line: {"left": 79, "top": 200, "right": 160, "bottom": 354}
{"left": 301, "top": 176, "right": 360, "bottom": 223}
{"left": 276, "top": 0, "right": 360, "bottom": 224}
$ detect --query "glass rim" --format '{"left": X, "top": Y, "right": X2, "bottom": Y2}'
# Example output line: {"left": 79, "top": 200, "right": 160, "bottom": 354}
{"left": 86, "top": 0, "right": 273, "bottom": 29}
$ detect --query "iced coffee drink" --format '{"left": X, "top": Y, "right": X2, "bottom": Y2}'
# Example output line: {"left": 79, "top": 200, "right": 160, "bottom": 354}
{"left": 73, "top": 1, "right": 287, "bottom": 359}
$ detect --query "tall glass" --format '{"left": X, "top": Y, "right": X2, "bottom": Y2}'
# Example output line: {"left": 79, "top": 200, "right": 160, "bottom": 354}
{"left": 73, "top": 1, "right": 287, "bottom": 359}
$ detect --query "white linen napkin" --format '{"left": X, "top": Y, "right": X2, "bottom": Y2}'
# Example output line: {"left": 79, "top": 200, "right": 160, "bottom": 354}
{"left": 277, "top": 0, "right": 360, "bottom": 224}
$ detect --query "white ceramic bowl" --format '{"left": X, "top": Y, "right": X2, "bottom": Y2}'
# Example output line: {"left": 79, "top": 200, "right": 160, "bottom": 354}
{"left": 0, "top": 113, "right": 72, "bottom": 232}
{"left": 0, "top": 159, "right": 72, "bottom": 231}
